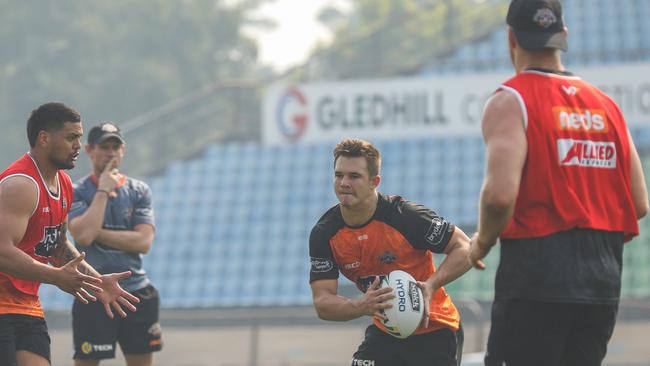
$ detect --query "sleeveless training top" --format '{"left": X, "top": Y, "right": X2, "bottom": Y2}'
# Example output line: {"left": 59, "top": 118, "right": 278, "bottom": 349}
{"left": 498, "top": 70, "right": 638, "bottom": 241}
{"left": 0, "top": 153, "right": 72, "bottom": 317}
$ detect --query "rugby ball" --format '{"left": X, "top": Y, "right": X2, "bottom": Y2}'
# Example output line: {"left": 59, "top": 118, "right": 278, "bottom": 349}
{"left": 380, "top": 270, "right": 425, "bottom": 339}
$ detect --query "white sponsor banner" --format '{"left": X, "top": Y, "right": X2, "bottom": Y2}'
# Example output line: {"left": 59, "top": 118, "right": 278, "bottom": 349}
{"left": 263, "top": 62, "right": 650, "bottom": 145}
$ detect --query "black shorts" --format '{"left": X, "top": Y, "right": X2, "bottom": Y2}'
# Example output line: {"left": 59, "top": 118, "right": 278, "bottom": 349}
{"left": 485, "top": 299, "right": 618, "bottom": 366}
{"left": 0, "top": 314, "right": 51, "bottom": 366}
{"left": 72, "top": 284, "right": 162, "bottom": 360}
{"left": 351, "top": 324, "right": 463, "bottom": 366}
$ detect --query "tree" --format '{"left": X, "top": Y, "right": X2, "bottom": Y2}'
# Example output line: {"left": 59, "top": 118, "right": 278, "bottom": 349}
{"left": 305, "top": 0, "right": 508, "bottom": 80}
{"left": 0, "top": 0, "right": 270, "bottom": 170}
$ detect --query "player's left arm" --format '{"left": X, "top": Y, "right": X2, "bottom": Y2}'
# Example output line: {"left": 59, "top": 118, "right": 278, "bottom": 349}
{"left": 396, "top": 200, "right": 472, "bottom": 288}
{"left": 416, "top": 225, "right": 471, "bottom": 328}
{"left": 396, "top": 200, "right": 472, "bottom": 326}
{"left": 422, "top": 226, "right": 471, "bottom": 292}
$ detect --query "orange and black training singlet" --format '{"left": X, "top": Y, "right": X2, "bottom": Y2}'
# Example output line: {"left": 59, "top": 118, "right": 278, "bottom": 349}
{"left": 0, "top": 153, "right": 73, "bottom": 318}
{"left": 309, "top": 193, "right": 461, "bottom": 334}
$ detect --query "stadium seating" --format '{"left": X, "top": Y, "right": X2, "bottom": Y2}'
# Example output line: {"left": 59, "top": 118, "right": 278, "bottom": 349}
{"left": 422, "top": 0, "right": 650, "bottom": 75}
{"left": 38, "top": 0, "right": 650, "bottom": 309}
{"left": 146, "top": 135, "right": 490, "bottom": 307}
{"left": 38, "top": 126, "right": 650, "bottom": 309}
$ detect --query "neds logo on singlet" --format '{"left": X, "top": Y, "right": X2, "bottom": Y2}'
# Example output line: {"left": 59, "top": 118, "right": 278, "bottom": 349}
{"left": 553, "top": 107, "right": 608, "bottom": 133}
{"left": 557, "top": 139, "right": 617, "bottom": 168}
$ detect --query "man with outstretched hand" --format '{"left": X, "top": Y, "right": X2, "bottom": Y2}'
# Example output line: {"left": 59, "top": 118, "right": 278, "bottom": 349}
{"left": 0, "top": 103, "right": 139, "bottom": 366}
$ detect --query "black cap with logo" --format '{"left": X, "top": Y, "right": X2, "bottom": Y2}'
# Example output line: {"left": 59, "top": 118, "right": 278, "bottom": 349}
{"left": 507, "top": 0, "right": 568, "bottom": 51}
{"left": 87, "top": 122, "right": 125, "bottom": 145}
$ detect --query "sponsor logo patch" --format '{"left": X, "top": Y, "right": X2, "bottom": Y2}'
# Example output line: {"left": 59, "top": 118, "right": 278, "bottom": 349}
{"left": 561, "top": 85, "right": 579, "bottom": 96}
{"left": 378, "top": 251, "right": 396, "bottom": 264}
{"left": 395, "top": 278, "right": 408, "bottom": 312}
{"left": 554, "top": 107, "right": 608, "bottom": 133}
{"left": 343, "top": 261, "right": 361, "bottom": 270}
{"left": 557, "top": 139, "right": 617, "bottom": 168}
{"left": 81, "top": 341, "right": 113, "bottom": 354}
{"left": 533, "top": 7, "right": 557, "bottom": 28}
{"left": 357, "top": 275, "right": 387, "bottom": 293}
{"left": 277, "top": 87, "right": 308, "bottom": 142}
{"left": 310, "top": 257, "right": 334, "bottom": 273}
{"left": 81, "top": 342, "right": 92, "bottom": 355}
{"left": 425, "top": 217, "right": 449, "bottom": 246}
{"left": 148, "top": 322, "right": 162, "bottom": 337}
{"left": 408, "top": 281, "right": 421, "bottom": 312}
{"left": 122, "top": 207, "right": 133, "bottom": 222}
{"left": 351, "top": 358, "right": 376, "bottom": 366}
{"left": 34, "top": 225, "right": 62, "bottom": 258}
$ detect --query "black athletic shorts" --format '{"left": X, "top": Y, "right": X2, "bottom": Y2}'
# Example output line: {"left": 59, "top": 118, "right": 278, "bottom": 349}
{"left": 72, "top": 284, "right": 162, "bottom": 360}
{"left": 485, "top": 299, "right": 618, "bottom": 366}
{"left": 0, "top": 314, "right": 51, "bottom": 366}
{"left": 351, "top": 324, "right": 463, "bottom": 366}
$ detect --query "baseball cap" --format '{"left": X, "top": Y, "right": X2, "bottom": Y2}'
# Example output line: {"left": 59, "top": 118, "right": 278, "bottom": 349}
{"left": 87, "top": 122, "right": 125, "bottom": 145}
{"left": 506, "top": 0, "right": 568, "bottom": 51}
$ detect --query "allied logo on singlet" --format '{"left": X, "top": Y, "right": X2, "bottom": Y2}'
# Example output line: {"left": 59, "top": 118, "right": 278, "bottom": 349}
{"left": 557, "top": 139, "right": 617, "bottom": 168}
{"left": 34, "top": 224, "right": 62, "bottom": 258}
{"left": 554, "top": 107, "right": 608, "bottom": 133}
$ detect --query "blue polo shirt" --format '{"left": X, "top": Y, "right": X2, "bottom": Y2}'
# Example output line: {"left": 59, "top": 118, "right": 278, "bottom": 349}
{"left": 69, "top": 175, "right": 155, "bottom": 292}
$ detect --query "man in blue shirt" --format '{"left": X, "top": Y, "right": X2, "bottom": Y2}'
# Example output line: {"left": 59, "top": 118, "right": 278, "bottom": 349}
{"left": 69, "top": 122, "right": 161, "bottom": 366}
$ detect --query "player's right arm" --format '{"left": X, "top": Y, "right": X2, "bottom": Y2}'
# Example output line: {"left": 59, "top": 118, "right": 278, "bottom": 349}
{"left": 311, "top": 277, "right": 393, "bottom": 321}
{"left": 0, "top": 176, "right": 101, "bottom": 293}
{"left": 470, "top": 90, "right": 527, "bottom": 269}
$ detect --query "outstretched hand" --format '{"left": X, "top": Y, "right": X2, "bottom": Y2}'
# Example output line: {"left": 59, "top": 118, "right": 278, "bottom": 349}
{"left": 54, "top": 253, "right": 103, "bottom": 304}
{"left": 96, "top": 271, "right": 140, "bottom": 319}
